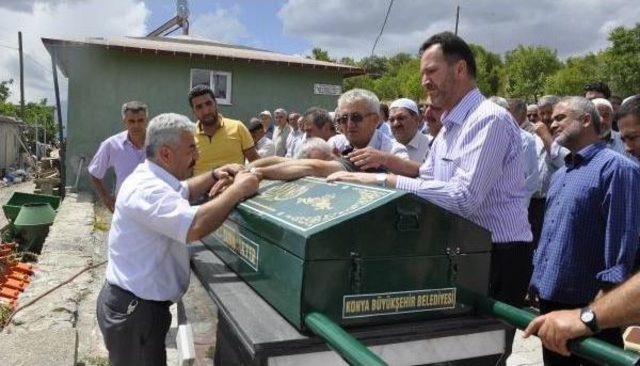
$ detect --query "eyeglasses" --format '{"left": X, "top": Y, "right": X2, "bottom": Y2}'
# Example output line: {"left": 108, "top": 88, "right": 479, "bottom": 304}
{"left": 336, "top": 112, "right": 377, "bottom": 124}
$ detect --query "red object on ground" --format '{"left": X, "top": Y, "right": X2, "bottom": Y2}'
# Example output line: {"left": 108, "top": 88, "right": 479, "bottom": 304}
{"left": 0, "top": 287, "right": 19, "bottom": 299}
{"left": 7, "top": 271, "right": 30, "bottom": 283}
{"left": 3, "top": 278, "right": 26, "bottom": 292}
{"left": 9, "top": 263, "right": 34, "bottom": 275}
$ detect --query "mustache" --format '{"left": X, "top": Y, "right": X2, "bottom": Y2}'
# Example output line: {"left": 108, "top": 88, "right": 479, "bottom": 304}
{"left": 188, "top": 159, "right": 196, "bottom": 168}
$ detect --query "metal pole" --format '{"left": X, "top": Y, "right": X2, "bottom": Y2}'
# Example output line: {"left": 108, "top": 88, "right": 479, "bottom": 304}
{"left": 455, "top": 6, "right": 460, "bottom": 35}
{"left": 304, "top": 312, "right": 387, "bottom": 366}
{"left": 18, "top": 31, "right": 25, "bottom": 118}
{"left": 51, "top": 52, "right": 65, "bottom": 198}
{"left": 459, "top": 288, "right": 640, "bottom": 366}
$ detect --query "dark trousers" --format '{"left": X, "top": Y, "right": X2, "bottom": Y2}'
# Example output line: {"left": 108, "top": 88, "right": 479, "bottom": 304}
{"left": 528, "top": 197, "right": 546, "bottom": 250}
{"left": 488, "top": 241, "right": 535, "bottom": 365}
{"left": 96, "top": 283, "right": 172, "bottom": 366}
{"left": 539, "top": 299, "right": 623, "bottom": 366}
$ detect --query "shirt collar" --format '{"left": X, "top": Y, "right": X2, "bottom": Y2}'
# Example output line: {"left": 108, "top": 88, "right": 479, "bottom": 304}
{"left": 406, "top": 131, "right": 425, "bottom": 149}
{"left": 440, "top": 88, "right": 484, "bottom": 126}
{"left": 564, "top": 142, "right": 605, "bottom": 169}
{"left": 146, "top": 160, "right": 183, "bottom": 191}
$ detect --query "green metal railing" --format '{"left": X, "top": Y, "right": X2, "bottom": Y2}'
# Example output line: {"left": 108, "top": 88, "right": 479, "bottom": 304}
{"left": 460, "top": 288, "right": 640, "bottom": 366}
{"left": 304, "top": 312, "right": 387, "bottom": 366}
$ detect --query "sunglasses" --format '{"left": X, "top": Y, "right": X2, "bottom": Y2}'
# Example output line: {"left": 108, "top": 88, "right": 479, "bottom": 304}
{"left": 336, "top": 112, "right": 377, "bottom": 124}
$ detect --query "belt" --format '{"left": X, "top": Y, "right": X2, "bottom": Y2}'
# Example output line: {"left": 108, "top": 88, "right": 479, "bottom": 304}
{"left": 106, "top": 282, "right": 173, "bottom": 307}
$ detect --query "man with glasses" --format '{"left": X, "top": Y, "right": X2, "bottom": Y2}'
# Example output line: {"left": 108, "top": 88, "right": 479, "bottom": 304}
{"left": 248, "top": 89, "right": 410, "bottom": 178}
{"left": 326, "top": 32, "right": 532, "bottom": 365}
{"left": 272, "top": 108, "right": 292, "bottom": 157}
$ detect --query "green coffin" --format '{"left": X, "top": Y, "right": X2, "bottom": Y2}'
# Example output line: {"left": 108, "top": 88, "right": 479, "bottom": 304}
{"left": 201, "top": 177, "right": 492, "bottom": 331}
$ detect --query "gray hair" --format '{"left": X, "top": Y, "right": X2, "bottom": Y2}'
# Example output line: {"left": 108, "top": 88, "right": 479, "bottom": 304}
{"left": 274, "top": 108, "right": 288, "bottom": 117}
{"left": 295, "top": 137, "right": 333, "bottom": 159}
{"left": 591, "top": 98, "right": 613, "bottom": 111}
{"left": 303, "top": 107, "right": 334, "bottom": 131}
{"left": 337, "top": 88, "right": 380, "bottom": 114}
{"left": 527, "top": 104, "right": 539, "bottom": 113}
{"left": 559, "top": 96, "right": 602, "bottom": 135}
{"left": 508, "top": 98, "right": 527, "bottom": 121}
{"left": 538, "top": 95, "right": 561, "bottom": 109}
{"left": 145, "top": 113, "right": 196, "bottom": 159}
{"left": 121, "top": 100, "right": 148, "bottom": 119}
{"left": 489, "top": 96, "right": 509, "bottom": 109}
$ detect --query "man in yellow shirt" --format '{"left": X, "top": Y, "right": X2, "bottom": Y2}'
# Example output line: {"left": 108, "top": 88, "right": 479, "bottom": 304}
{"left": 189, "top": 85, "right": 259, "bottom": 175}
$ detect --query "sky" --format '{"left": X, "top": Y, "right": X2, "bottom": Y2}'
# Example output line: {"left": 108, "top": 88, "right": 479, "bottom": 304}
{"left": 0, "top": 0, "right": 638, "bottom": 107}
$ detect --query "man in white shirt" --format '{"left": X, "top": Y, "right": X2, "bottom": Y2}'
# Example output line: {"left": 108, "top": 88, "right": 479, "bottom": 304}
{"left": 248, "top": 117, "right": 275, "bottom": 158}
{"left": 96, "top": 113, "right": 259, "bottom": 366}
{"left": 285, "top": 112, "right": 302, "bottom": 157}
{"left": 272, "top": 108, "right": 292, "bottom": 157}
{"left": 592, "top": 98, "right": 626, "bottom": 155}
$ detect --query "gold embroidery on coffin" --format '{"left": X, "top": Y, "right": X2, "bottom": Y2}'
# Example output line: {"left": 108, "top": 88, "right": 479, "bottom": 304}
{"left": 296, "top": 194, "right": 335, "bottom": 211}
{"left": 259, "top": 181, "right": 309, "bottom": 201}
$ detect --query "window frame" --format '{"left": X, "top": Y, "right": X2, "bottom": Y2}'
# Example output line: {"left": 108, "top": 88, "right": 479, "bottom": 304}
{"left": 189, "top": 69, "right": 233, "bottom": 105}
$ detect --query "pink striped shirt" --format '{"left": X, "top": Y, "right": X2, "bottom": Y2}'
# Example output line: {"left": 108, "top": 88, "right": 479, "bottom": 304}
{"left": 88, "top": 131, "right": 146, "bottom": 195}
{"left": 396, "top": 88, "right": 532, "bottom": 243}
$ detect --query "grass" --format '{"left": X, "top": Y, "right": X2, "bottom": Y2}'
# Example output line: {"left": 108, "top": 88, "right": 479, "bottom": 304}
{"left": 0, "top": 302, "right": 12, "bottom": 329}
{"left": 92, "top": 219, "right": 109, "bottom": 232}
{"left": 78, "top": 356, "right": 111, "bottom": 366}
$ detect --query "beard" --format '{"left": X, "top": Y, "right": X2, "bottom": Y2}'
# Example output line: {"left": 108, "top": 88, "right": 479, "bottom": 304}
{"left": 201, "top": 112, "right": 218, "bottom": 126}
{"left": 555, "top": 120, "right": 581, "bottom": 148}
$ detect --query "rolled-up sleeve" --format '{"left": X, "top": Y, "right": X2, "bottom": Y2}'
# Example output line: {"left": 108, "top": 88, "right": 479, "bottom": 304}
{"left": 87, "top": 140, "right": 111, "bottom": 179}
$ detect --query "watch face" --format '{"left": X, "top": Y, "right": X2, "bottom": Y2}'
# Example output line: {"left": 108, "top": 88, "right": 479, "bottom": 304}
{"left": 581, "top": 310, "right": 594, "bottom": 322}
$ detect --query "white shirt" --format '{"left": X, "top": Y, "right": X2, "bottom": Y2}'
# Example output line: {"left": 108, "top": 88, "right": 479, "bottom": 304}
{"left": 256, "top": 136, "right": 275, "bottom": 158}
{"left": 272, "top": 124, "right": 292, "bottom": 157}
{"left": 286, "top": 130, "right": 303, "bottom": 157}
{"left": 329, "top": 130, "right": 409, "bottom": 159}
{"left": 396, "top": 89, "right": 531, "bottom": 243}
{"left": 533, "top": 140, "right": 569, "bottom": 198}
{"left": 106, "top": 160, "right": 198, "bottom": 302}
{"left": 606, "top": 130, "right": 626, "bottom": 155}
{"left": 403, "top": 131, "right": 430, "bottom": 163}
{"left": 520, "top": 130, "right": 540, "bottom": 203}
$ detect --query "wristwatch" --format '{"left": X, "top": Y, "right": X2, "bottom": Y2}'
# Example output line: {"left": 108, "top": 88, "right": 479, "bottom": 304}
{"left": 375, "top": 173, "right": 388, "bottom": 188}
{"left": 580, "top": 307, "right": 600, "bottom": 333}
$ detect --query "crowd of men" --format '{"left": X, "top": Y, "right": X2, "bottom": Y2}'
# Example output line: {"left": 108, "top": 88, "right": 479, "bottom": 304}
{"left": 88, "top": 30, "right": 640, "bottom": 366}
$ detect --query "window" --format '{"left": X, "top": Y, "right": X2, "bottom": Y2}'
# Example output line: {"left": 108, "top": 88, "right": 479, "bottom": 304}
{"left": 190, "top": 69, "right": 232, "bottom": 105}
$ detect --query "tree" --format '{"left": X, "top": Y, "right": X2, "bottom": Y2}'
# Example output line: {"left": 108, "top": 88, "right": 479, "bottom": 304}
{"left": 544, "top": 54, "right": 602, "bottom": 96}
{"left": 310, "top": 47, "right": 331, "bottom": 62}
{"left": 0, "top": 79, "right": 13, "bottom": 103}
{"left": 600, "top": 23, "right": 640, "bottom": 96}
{"left": 358, "top": 55, "right": 388, "bottom": 77}
{"left": 503, "top": 45, "right": 561, "bottom": 101}
{"left": 470, "top": 44, "right": 503, "bottom": 96}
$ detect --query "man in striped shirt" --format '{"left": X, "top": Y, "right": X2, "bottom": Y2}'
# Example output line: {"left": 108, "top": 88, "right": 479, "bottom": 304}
{"left": 327, "top": 32, "right": 532, "bottom": 364}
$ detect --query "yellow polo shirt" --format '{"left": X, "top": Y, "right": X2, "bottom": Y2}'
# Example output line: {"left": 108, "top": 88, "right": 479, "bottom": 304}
{"left": 193, "top": 117, "right": 254, "bottom": 175}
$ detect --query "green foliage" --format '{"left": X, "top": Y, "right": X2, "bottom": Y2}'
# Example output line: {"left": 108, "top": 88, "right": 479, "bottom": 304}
{"left": 470, "top": 44, "right": 503, "bottom": 97}
{"left": 503, "top": 45, "right": 562, "bottom": 101}
{"left": 0, "top": 81, "right": 57, "bottom": 142}
{"left": 544, "top": 54, "right": 602, "bottom": 96}
{"left": 0, "top": 79, "right": 13, "bottom": 103}
{"left": 600, "top": 24, "right": 640, "bottom": 96}
{"left": 310, "top": 47, "right": 331, "bottom": 62}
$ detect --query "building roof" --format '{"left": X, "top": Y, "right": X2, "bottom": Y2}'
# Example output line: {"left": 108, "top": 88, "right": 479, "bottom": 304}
{"left": 42, "top": 36, "right": 364, "bottom": 77}
{"left": 0, "top": 115, "right": 26, "bottom": 127}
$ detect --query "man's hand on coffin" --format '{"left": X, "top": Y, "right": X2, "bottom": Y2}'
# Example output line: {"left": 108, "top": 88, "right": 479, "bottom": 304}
{"left": 326, "top": 171, "right": 376, "bottom": 185}
{"left": 213, "top": 164, "right": 246, "bottom": 179}
{"left": 230, "top": 171, "right": 261, "bottom": 200}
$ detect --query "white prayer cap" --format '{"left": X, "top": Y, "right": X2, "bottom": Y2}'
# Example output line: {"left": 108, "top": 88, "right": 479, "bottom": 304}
{"left": 389, "top": 98, "right": 419, "bottom": 115}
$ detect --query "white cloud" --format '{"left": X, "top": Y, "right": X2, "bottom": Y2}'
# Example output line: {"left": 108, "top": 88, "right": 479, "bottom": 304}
{"left": 0, "top": 0, "right": 149, "bottom": 105}
{"left": 279, "top": 0, "right": 640, "bottom": 60}
{"left": 189, "top": 6, "right": 249, "bottom": 45}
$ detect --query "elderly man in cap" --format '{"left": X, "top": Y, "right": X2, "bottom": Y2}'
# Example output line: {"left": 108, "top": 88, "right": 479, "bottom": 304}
{"left": 389, "top": 98, "right": 430, "bottom": 163}
{"left": 248, "top": 117, "right": 275, "bottom": 158}
{"left": 592, "top": 98, "right": 625, "bottom": 155}
{"left": 272, "top": 108, "right": 292, "bottom": 157}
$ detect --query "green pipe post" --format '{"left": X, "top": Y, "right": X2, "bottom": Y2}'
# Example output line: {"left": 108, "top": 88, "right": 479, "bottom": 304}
{"left": 459, "top": 288, "right": 640, "bottom": 366}
{"left": 304, "top": 312, "right": 387, "bottom": 366}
